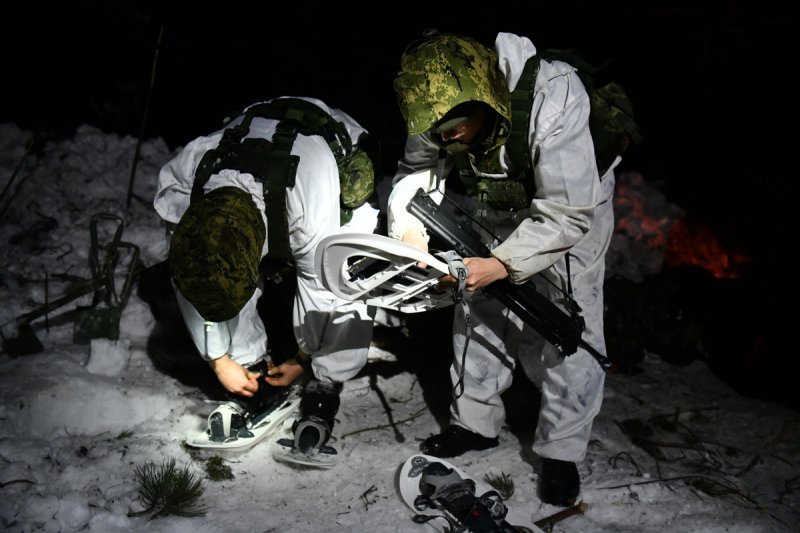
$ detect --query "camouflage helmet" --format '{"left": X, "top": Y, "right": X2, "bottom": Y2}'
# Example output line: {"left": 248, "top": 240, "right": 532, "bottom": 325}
{"left": 169, "top": 187, "right": 265, "bottom": 322}
{"left": 394, "top": 33, "right": 511, "bottom": 135}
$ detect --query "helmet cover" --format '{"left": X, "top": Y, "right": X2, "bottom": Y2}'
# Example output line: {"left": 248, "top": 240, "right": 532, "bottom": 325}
{"left": 394, "top": 34, "right": 510, "bottom": 135}
{"left": 169, "top": 187, "right": 265, "bottom": 322}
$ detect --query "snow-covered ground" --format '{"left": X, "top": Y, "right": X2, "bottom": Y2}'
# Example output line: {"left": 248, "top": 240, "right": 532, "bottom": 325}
{"left": 1, "top": 123, "right": 797, "bottom": 532}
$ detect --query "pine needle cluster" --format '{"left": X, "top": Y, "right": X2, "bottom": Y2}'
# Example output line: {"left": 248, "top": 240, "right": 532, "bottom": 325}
{"left": 132, "top": 457, "right": 207, "bottom": 519}
{"left": 484, "top": 471, "right": 515, "bottom": 499}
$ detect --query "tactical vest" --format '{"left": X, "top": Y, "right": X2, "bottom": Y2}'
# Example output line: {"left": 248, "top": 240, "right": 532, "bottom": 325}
{"left": 454, "top": 52, "right": 642, "bottom": 212}
{"left": 190, "top": 98, "right": 375, "bottom": 261}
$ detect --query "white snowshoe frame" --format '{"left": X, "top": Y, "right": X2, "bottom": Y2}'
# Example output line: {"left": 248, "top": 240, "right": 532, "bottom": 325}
{"left": 184, "top": 387, "right": 302, "bottom": 452}
{"left": 315, "top": 233, "right": 465, "bottom": 313}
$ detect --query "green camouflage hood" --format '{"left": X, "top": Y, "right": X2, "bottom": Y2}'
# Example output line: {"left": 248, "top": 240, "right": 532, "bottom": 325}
{"left": 394, "top": 34, "right": 511, "bottom": 135}
{"left": 338, "top": 148, "right": 374, "bottom": 210}
{"left": 169, "top": 187, "right": 265, "bottom": 322}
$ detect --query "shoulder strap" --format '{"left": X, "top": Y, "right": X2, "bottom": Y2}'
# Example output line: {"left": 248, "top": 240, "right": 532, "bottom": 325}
{"left": 191, "top": 117, "right": 282, "bottom": 204}
{"left": 249, "top": 99, "right": 353, "bottom": 261}
{"left": 191, "top": 99, "right": 363, "bottom": 261}
{"left": 245, "top": 98, "right": 354, "bottom": 161}
{"left": 448, "top": 56, "right": 540, "bottom": 207}
{"left": 506, "top": 55, "right": 541, "bottom": 177}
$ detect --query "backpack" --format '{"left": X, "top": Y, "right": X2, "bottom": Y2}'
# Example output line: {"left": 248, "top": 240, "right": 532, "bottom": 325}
{"left": 507, "top": 49, "right": 642, "bottom": 181}
{"left": 190, "top": 98, "right": 376, "bottom": 261}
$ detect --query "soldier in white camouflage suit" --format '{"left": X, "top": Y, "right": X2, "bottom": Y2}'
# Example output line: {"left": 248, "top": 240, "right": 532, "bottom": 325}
{"left": 155, "top": 96, "right": 379, "bottom": 464}
{"left": 388, "top": 31, "right": 619, "bottom": 506}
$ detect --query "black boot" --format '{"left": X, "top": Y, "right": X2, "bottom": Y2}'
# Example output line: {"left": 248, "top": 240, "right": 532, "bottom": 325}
{"left": 421, "top": 425, "right": 498, "bottom": 458}
{"left": 539, "top": 458, "right": 580, "bottom": 506}
{"left": 293, "top": 380, "right": 342, "bottom": 453}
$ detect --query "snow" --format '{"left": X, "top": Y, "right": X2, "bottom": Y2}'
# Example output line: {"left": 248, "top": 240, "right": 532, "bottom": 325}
{"left": 1, "top": 122, "right": 798, "bottom": 532}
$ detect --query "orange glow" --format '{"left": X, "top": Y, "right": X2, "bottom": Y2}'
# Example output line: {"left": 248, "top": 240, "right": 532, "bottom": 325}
{"left": 613, "top": 185, "right": 675, "bottom": 249}
{"left": 664, "top": 219, "right": 749, "bottom": 279}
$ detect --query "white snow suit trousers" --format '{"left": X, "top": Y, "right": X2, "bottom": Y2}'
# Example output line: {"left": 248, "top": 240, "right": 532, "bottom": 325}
{"left": 450, "top": 174, "right": 615, "bottom": 462}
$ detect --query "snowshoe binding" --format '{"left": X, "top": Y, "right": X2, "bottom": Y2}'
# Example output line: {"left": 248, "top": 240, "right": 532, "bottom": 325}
{"left": 399, "top": 455, "right": 540, "bottom": 532}
{"left": 185, "top": 374, "right": 301, "bottom": 452}
{"left": 413, "top": 461, "right": 521, "bottom": 532}
{"left": 272, "top": 379, "right": 342, "bottom": 468}
{"left": 207, "top": 401, "right": 253, "bottom": 442}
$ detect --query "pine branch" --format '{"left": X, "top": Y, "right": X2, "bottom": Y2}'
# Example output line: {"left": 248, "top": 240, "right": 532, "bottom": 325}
{"left": 130, "top": 457, "right": 207, "bottom": 519}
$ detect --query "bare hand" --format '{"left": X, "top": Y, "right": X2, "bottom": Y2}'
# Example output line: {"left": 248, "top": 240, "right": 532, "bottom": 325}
{"left": 264, "top": 360, "right": 305, "bottom": 387}
{"left": 208, "top": 355, "right": 261, "bottom": 397}
{"left": 438, "top": 256, "right": 508, "bottom": 292}
{"left": 401, "top": 228, "right": 429, "bottom": 268}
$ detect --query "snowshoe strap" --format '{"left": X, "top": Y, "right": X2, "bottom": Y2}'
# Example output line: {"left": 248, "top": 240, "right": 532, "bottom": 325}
{"left": 476, "top": 490, "right": 509, "bottom": 521}
{"left": 417, "top": 462, "right": 476, "bottom": 504}
{"left": 434, "top": 250, "right": 472, "bottom": 400}
{"left": 434, "top": 250, "right": 467, "bottom": 303}
{"left": 293, "top": 417, "right": 330, "bottom": 453}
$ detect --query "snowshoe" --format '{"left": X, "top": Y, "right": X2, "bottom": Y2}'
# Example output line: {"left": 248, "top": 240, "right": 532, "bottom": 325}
{"left": 185, "top": 384, "right": 301, "bottom": 452}
{"left": 398, "top": 454, "right": 542, "bottom": 533}
{"left": 314, "top": 232, "right": 456, "bottom": 313}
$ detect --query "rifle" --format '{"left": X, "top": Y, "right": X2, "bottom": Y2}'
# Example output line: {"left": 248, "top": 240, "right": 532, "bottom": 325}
{"left": 406, "top": 188, "right": 610, "bottom": 368}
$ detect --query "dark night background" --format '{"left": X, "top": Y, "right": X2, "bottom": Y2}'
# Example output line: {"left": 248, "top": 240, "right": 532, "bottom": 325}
{"left": 1, "top": 2, "right": 794, "bottom": 407}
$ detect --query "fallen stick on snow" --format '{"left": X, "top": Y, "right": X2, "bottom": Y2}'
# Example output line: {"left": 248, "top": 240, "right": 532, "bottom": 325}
{"left": 534, "top": 501, "right": 589, "bottom": 531}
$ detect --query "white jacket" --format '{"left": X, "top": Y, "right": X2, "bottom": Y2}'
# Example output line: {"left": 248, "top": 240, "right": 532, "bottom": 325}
{"left": 388, "top": 33, "right": 615, "bottom": 459}
{"left": 154, "top": 97, "right": 378, "bottom": 379}
{"left": 388, "top": 33, "right": 614, "bottom": 284}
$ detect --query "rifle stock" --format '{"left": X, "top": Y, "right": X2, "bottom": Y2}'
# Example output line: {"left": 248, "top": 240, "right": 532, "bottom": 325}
{"left": 407, "top": 188, "right": 609, "bottom": 368}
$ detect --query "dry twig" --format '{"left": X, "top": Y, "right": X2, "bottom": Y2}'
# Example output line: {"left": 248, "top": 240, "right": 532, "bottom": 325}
{"left": 533, "top": 501, "right": 588, "bottom": 531}
{"left": 341, "top": 406, "right": 428, "bottom": 439}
